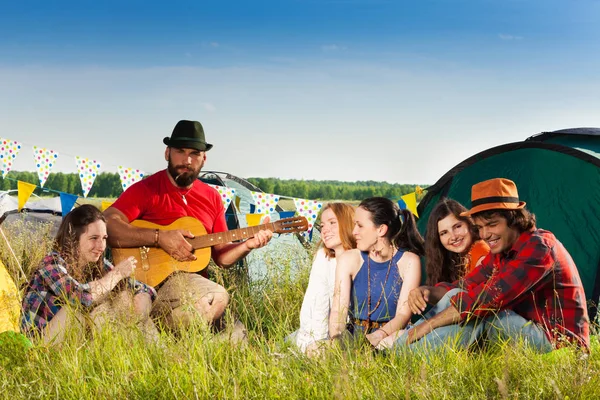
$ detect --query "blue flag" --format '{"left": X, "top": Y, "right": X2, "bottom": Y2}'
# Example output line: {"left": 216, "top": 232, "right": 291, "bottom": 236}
{"left": 397, "top": 198, "right": 407, "bottom": 210}
{"left": 59, "top": 192, "right": 78, "bottom": 217}
{"left": 278, "top": 211, "right": 296, "bottom": 219}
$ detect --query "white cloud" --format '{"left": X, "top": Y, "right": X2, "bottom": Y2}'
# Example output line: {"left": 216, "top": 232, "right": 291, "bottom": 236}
{"left": 498, "top": 34, "right": 523, "bottom": 41}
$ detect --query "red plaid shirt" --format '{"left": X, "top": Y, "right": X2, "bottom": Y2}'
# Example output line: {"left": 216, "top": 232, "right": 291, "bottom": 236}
{"left": 437, "top": 229, "right": 590, "bottom": 350}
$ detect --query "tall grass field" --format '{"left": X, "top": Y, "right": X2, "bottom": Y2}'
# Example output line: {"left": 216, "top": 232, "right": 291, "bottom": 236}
{"left": 0, "top": 217, "right": 598, "bottom": 399}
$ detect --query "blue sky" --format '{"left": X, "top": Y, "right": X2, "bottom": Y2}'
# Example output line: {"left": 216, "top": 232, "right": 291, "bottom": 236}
{"left": 1, "top": 0, "right": 599, "bottom": 184}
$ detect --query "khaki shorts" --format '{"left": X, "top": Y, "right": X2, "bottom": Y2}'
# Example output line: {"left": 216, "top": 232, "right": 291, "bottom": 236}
{"left": 151, "top": 272, "right": 229, "bottom": 330}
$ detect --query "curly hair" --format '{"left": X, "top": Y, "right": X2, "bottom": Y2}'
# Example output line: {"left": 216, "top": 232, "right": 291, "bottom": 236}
{"left": 54, "top": 204, "right": 106, "bottom": 282}
{"left": 472, "top": 208, "right": 536, "bottom": 233}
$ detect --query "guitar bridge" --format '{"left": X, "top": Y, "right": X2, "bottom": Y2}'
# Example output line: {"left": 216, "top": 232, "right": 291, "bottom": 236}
{"left": 140, "top": 246, "right": 151, "bottom": 271}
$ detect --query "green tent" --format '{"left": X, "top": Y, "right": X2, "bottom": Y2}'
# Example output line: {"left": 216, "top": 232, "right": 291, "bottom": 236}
{"left": 416, "top": 128, "right": 600, "bottom": 320}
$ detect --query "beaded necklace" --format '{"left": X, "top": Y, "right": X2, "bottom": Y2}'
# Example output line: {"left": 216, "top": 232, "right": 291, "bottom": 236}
{"left": 366, "top": 250, "right": 395, "bottom": 320}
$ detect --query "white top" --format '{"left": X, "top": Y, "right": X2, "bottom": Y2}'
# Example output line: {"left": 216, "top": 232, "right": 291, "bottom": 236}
{"left": 293, "top": 249, "right": 337, "bottom": 352}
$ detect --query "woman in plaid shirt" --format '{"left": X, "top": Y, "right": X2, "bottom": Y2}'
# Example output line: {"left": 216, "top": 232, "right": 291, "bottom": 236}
{"left": 21, "top": 204, "right": 157, "bottom": 344}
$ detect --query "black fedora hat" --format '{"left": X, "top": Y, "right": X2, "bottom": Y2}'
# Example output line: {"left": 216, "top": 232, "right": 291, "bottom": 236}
{"left": 163, "top": 120, "right": 213, "bottom": 151}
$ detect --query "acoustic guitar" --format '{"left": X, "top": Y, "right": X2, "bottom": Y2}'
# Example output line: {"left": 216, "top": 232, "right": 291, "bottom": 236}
{"left": 112, "top": 216, "right": 308, "bottom": 286}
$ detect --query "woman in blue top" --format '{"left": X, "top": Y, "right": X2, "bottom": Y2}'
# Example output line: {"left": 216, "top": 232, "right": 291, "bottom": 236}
{"left": 329, "top": 197, "right": 424, "bottom": 348}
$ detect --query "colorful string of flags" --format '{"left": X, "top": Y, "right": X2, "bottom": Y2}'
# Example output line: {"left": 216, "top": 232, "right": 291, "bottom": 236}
{"left": 17, "top": 178, "right": 423, "bottom": 239}
{"left": 0, "top": 137, "right": 146, "bottom": 197}
{"left": 3, "top": 136, "right": 424, "bottom": 238}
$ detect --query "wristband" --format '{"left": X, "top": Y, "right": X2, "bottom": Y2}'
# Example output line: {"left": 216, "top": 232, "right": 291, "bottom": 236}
{"left": 154, "top": 229, "right": 160, "bottom": 247}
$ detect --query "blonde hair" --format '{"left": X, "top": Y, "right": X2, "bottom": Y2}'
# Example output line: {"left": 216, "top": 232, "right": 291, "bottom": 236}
{"left": 319, "top": 202, "right": 357, "bottom": 258}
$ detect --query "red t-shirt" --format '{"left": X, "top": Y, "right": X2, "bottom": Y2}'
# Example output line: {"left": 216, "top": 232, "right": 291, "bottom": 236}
{"left": 110, "top": 169, "right": 227, "bottom": 235}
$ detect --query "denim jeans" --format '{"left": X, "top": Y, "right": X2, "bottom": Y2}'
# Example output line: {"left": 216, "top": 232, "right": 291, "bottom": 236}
{"left": 393, "top": 288, "right": 553, "bottom": 354}
{"left": 483, "top": 309, "right": 552, "bottom": 353}
{"left": 393, "top": 288, "right": 486, "bottom": 353}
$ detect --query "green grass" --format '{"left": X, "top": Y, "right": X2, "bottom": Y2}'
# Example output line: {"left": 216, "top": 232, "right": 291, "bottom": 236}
{"left": 0, "top": 219, "right": 599, "bottom": 399}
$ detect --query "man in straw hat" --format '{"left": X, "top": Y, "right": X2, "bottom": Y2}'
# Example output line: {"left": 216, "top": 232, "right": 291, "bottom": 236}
{"left": 104, "top": 120, "right": 273, "bottom": 337}
{"left": 393, "top": 178, "right": 589, "bottom": 352}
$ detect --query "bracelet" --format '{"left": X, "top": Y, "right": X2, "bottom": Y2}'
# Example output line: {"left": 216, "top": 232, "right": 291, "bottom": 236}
{"left": 379, "top": 328, "right": 390, "bottom": 337}
{"left": 154, "top": 229, "right": 160, "bottom": 247}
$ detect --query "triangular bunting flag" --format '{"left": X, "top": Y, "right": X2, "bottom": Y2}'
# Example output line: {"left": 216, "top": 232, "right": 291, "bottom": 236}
{"left": 75, "top": 156, "right": 102, "bottom": 198}
{"left": 278, "top": 211, "right": 296, "bottom": 219}
{"left": 207, "top": 184, "right": 236, "bottom": 212}
{"left": 293, "top": 198, "right": 322, "bottom": 239}
{"left": 101, "top": 201, "right": 114, "bottom": 211}
{"left": 33, "top": 146, "right": 59, "bottom": 187}
{"left": 397, "top": 198, "right": 407, "bottom": 210}
{"left": 17, "top": 181, "right": 36, "bottom": 211}
{"left": 400, "top": 192, "right": 419, "bottom": 217}
{"left": 246, "top": 213, "right": 264, "bottom": 227}
{"left": 0, "top": 138, "right": 22, "bottom": 178}
{"left": 250, "top": 191, "right": 280, "bottom": 215}
{"left": 59, "top": 192, "right": 78, "bottom": 216}
{"left": 118, "top": 166, "right": 144, "bottom": 192}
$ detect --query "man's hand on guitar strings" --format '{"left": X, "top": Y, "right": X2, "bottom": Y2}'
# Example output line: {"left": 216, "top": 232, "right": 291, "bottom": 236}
{"left": 244, "top": 216, "right": 274, "bottom": 250}
{"left": 158, "top": 229, "right": 197, "bottom": 262}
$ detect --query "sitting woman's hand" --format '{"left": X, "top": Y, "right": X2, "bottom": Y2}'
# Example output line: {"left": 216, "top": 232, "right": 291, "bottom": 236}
{"left": 365, "top": 329, "right": 389, "bottom": 347}
{"left": 114, "top": 256, "right": 137, "bottom": 280}
{"left": 375, "top": 329, "right": 406, "bottom": 350}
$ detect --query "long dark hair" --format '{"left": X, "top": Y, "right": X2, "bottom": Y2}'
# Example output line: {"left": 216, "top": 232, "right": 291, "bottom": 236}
{"left": 358, "top": 197, "right": 424, "bottom": 256}
{"left": 54, "top": 204, "right": 106, "bottom": 282}
{"left": 425, "top": 198, "right": 479, "bottom": 285}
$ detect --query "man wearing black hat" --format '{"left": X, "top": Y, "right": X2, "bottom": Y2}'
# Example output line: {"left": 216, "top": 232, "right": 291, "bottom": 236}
{"left": 104, "top": 120, "right": 273, "bottom": 333}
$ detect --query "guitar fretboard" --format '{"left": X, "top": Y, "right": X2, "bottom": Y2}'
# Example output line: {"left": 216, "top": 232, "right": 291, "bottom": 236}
{"left": 191, "top": 222, "right": 276, "bottom": 249}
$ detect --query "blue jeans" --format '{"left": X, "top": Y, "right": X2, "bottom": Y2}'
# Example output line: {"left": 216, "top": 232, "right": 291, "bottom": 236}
{"left": 393, "top": 288, "right": 553, "bottom": 353}
{"left": 483, "top": 309, "right": 552, "bottom": 353}
{"left": 393, "top": 288, "right": 486, "bottom": 353}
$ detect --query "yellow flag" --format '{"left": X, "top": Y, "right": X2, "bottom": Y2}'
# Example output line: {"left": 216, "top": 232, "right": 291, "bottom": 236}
{"left": 17, "top": 181, "right": 37, "bottom": 211}
{"left": 101, "top": 201, "right": 114, "bottom": 211}
{"left": 401, "top": 192, "right": 419, "bottom": 218}
{"left": 246, "top": 213, "right": 264, "bottom": 227}
{"left": 415, "top": 185, "right": 424, "bottom": 196}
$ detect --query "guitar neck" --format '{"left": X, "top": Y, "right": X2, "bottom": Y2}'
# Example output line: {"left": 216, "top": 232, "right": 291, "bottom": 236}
{"left": 191, "top": 222, "right": 275, "bottom": 249}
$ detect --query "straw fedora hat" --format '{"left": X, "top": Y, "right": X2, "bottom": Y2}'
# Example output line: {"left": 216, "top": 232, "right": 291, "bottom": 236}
{"left": 461, "top": 178, "right": 526, "bottom": 216}
{"left": 163, "top": 120, "right": 213, "bottom": 151}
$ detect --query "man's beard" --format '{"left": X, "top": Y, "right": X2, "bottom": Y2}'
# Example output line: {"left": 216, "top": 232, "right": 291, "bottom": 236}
{"left": 167, "top": 157, "right": 201, "bottom": 187}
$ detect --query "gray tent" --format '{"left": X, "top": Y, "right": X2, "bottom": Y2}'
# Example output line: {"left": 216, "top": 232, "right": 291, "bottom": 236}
{"left": 199, "top": 171, "right": 315, "bottom": 281}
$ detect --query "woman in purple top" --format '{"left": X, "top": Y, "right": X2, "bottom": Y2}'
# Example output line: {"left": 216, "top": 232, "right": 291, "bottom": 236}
{"left": 21, "top": 204, "right": 157, "bottom": 344}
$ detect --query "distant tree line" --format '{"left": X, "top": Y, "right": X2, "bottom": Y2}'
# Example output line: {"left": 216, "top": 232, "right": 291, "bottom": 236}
{"left": 247, "top": 178, "right": 428, "bottom": 201}
{"left": 0, "top": 171, "right": 428, "bottom": 201}
{"left": 0, "top": 171, "right": 124, "bottom": 198}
